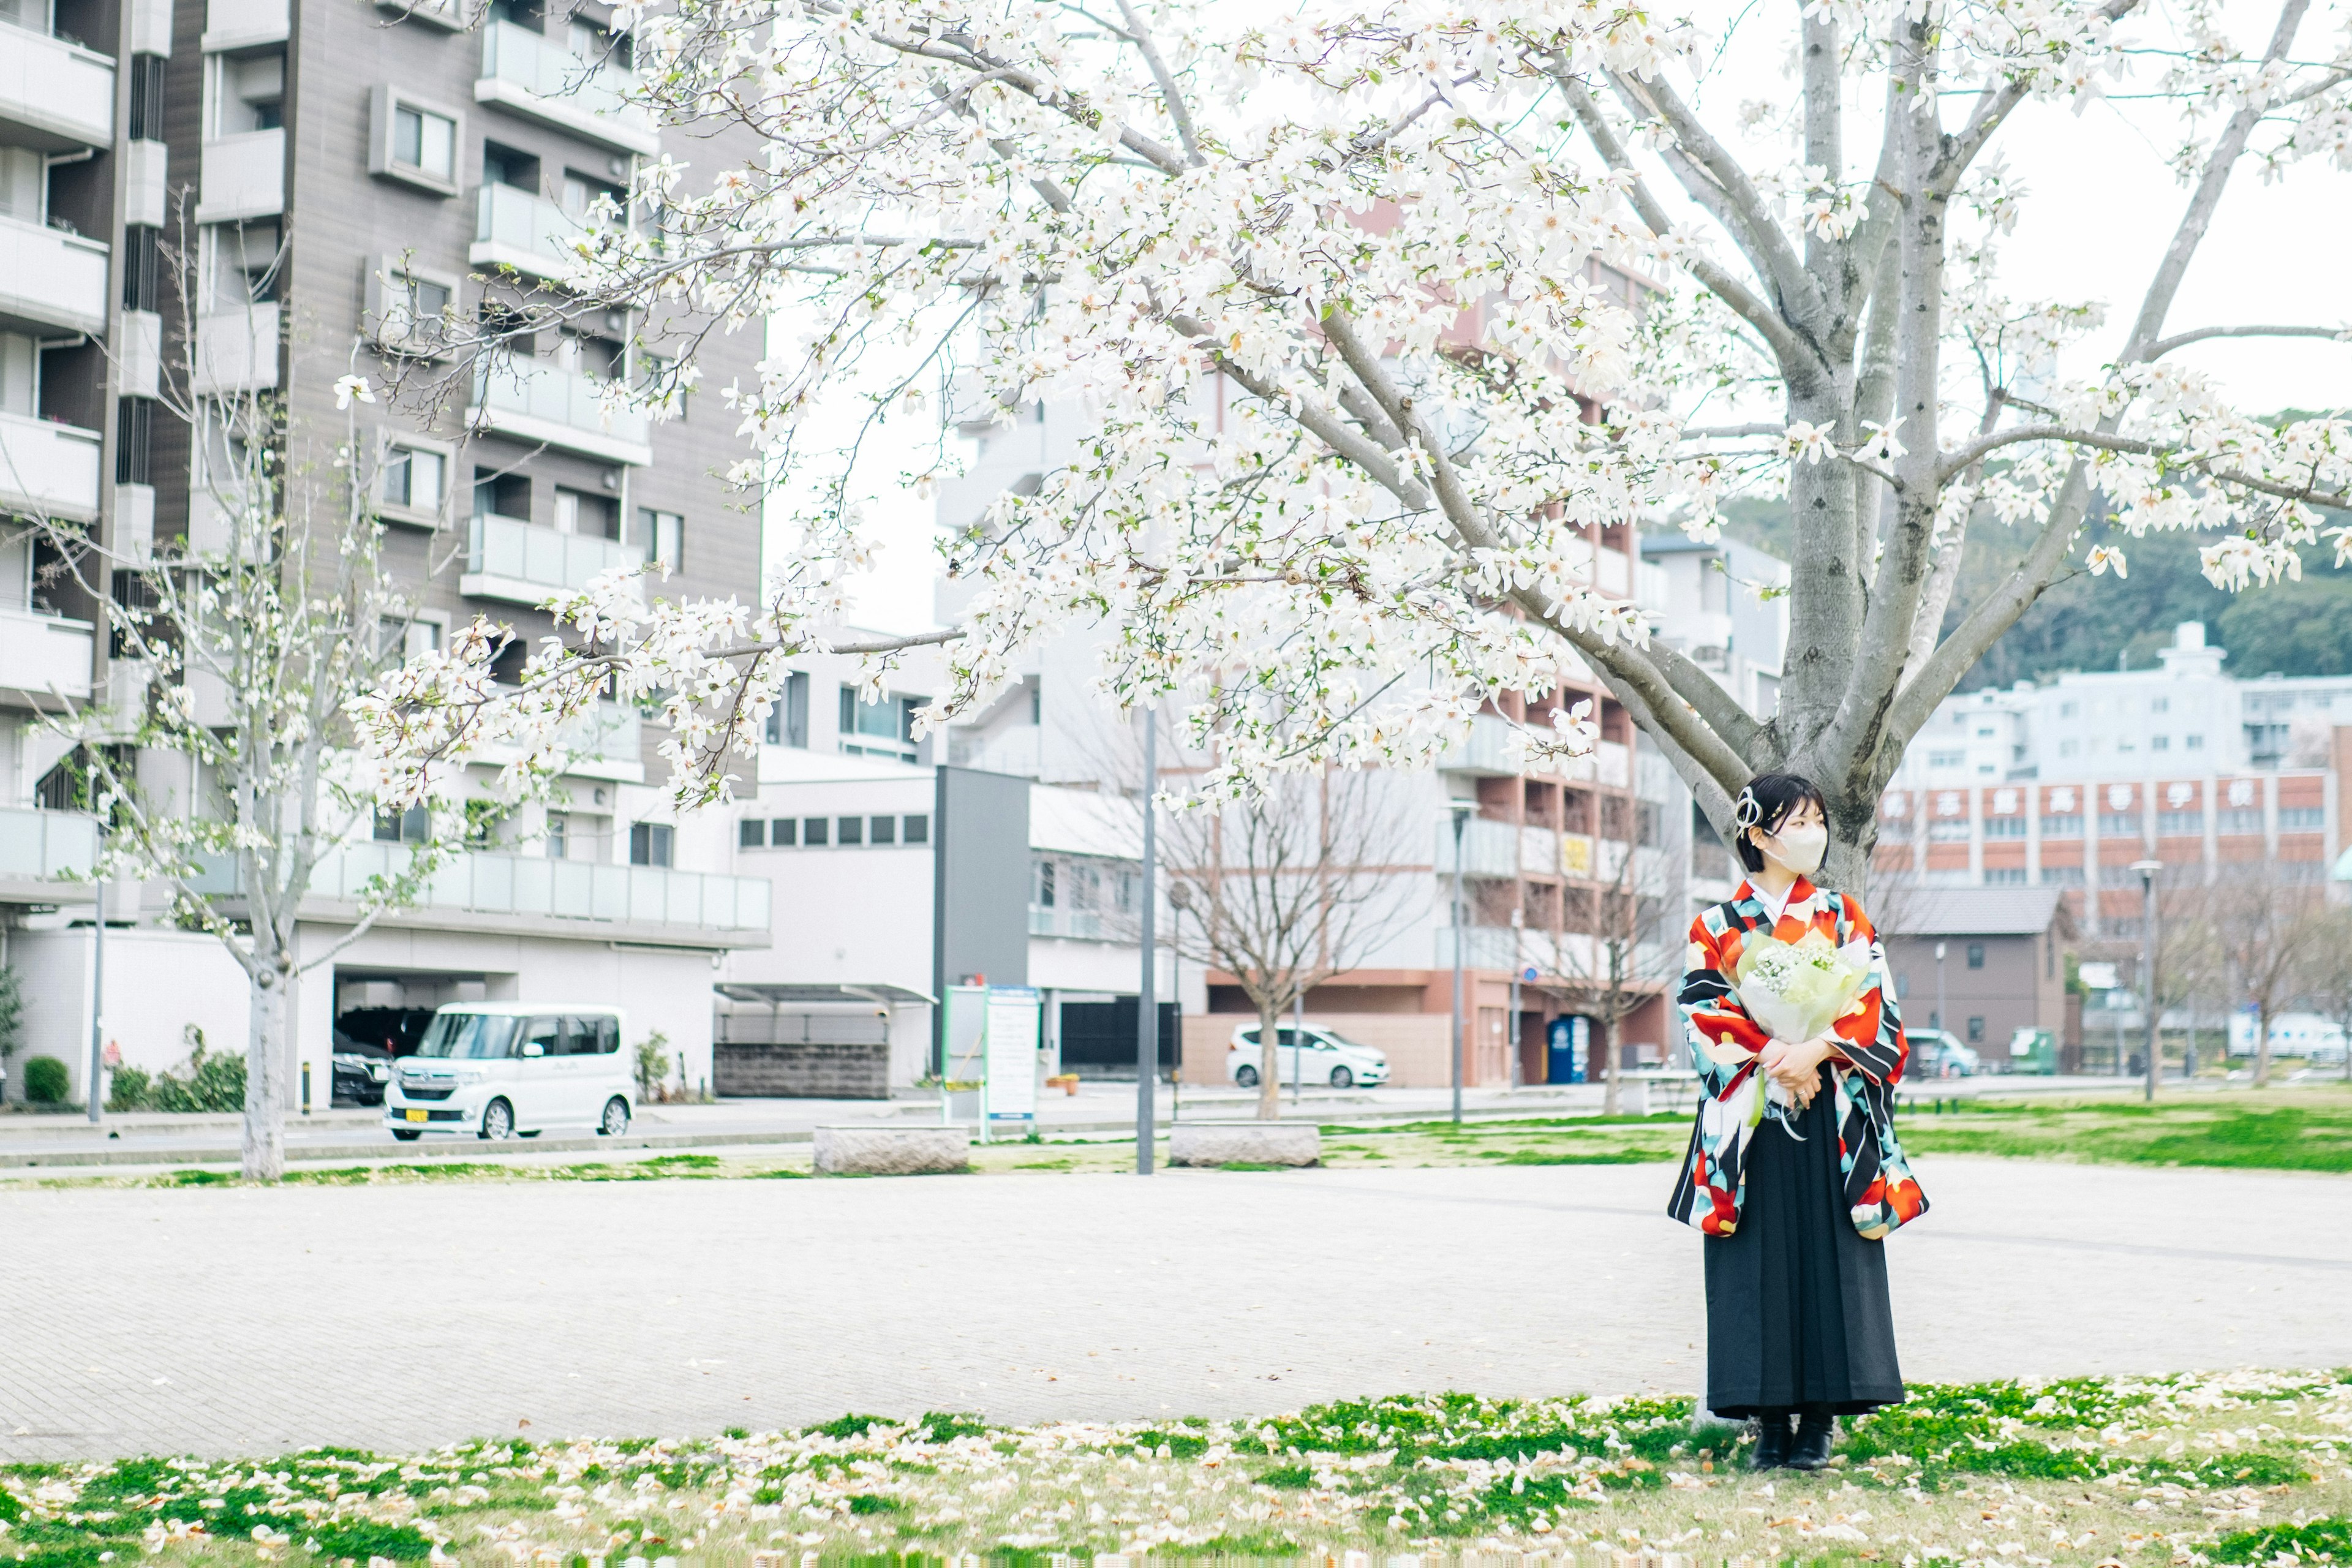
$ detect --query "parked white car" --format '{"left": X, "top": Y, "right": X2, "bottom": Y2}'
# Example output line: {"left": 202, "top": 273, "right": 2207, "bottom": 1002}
{"left": 385, "top": 1004, "right": 634, "bottom": 1141}
{"left": 1226, "top": 1023, "right": 1390, "bottom": 1088}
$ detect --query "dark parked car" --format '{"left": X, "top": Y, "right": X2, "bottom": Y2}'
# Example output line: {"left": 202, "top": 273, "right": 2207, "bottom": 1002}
{"left": 331, "top": 1030, "right": 396, "bottom": 1106}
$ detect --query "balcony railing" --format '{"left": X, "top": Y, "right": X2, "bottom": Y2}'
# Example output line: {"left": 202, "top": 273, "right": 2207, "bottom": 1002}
{"left": 0, "top": 23, "right": 115, "bottom": 149}
{"left": 192, "top": 304, "right": 281, "bottom": 392}
{"left": 0, "top": 804, "right": 97, "bottom": 886}
{"left": 472, "top": 182, "right": 613, "bottom": 283}
{"left": 1437, "top": 714, "right": 1519, "bottom": 777}
{"left": 194, "top": 843, "right": 771, "bottom": 934}
{"left": 197, "top": 129, "right": 285, "bottom": 222}
{"left": 0, "top": 412, "right": 102, "bottom": 520}
{"left": 202, "top": 0, "right": 288, "bottom": 48}
{"left": 0, "top": 217, "right": 107, "bottom": 334}
{"left": 1030, "top": 905, "right": 1117, "bottom": 941}
{"left": 462, "top": 511, "right": 641, "bottom": 604}
{"left": 475, "top": 21, "right": 659, "bottom": 155}
{"left": 1434, "top": 816, "right": 1520, "bottom": 879}
{"left": 469, "top": 359, "right": 651, "bottom": 465}
{"left": 0, "top": 605, "right": 94, "bottom": 699}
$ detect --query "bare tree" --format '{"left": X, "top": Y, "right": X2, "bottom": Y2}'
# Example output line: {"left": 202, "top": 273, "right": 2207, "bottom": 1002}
{"left": 20, "top": 215, "right": 497, "bottom": 1180}
{"left": 2299, "top": 908, "right": 2352, "bottom": 1086}
{"left": 1550, "top": 835, "right": 1682, "bottom": 1115}
{"left": 2207, "top": 861, "right": 2331, "bottom": 1088}
{"left": 1158, "top": 765, "right": 1416, "bottom": 1120}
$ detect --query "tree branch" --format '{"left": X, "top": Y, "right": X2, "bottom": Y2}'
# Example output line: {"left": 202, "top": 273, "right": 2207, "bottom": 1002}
{"left": 2145, "top": 322, "right": 2351, "bottom": 359}
{"left": 1934, "top": 422, "right": 2352, "bottom": 507}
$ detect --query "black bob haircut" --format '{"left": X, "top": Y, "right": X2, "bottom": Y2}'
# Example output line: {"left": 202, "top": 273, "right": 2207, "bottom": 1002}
{"left": 1731, "top": 772, "right": 1826, "bottom": 874}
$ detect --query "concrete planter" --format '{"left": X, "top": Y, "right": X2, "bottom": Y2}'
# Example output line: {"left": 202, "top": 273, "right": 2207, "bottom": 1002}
{"left": 813, "top": 1125, "right": 970, "bottom": 1175}
{"left": 1169, "top": 1121, "right": 1321, "bottom": 1168}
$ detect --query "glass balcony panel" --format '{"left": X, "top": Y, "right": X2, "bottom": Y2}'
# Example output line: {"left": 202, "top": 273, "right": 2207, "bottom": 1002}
{"left": 476, "top": 20, "right": 657, "bottom": 154}
{"left": 0, "top": 604, "right": 95, "bottom": 697}
{"left": 0, "top": 804, "right": 97, "bottom": 881}
{"left": 466, "top": 511, "right": 641, "bottom": 598}
{"left": 469, "top": 360, "right": 650, "bottom": 463}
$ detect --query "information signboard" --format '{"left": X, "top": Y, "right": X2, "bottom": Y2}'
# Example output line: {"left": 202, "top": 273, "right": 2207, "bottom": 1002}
{"left": 983, "top": 986, "right": 1041, "bottom": 1135}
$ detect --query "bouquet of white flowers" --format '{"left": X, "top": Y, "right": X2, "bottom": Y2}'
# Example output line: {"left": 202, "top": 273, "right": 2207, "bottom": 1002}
{"left": 1730, "top": 929, "right": 1875, "bottom": 1133}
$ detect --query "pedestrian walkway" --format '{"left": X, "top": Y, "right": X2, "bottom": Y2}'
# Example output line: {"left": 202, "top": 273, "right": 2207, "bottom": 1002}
{"left": 0, "top": 1155, "right": 2341, "bottom": 1460}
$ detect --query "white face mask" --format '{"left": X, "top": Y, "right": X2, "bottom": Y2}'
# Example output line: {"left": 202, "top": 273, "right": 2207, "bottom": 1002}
{"left": 1760, "top": 821, "right": 1828, "bottom": 876}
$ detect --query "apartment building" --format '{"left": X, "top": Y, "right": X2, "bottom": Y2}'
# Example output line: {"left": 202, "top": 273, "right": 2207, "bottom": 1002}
{"left": 0, "top": 0, "right": 774, "bottom": 1102}
{"left": 1893, "top": 622, "right": 2352, "bottom": 786}
{"left": 930, "top": 366, "right": 1705, "bottom": 1093}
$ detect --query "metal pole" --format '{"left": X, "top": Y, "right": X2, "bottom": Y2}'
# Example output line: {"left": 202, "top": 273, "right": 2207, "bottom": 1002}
{"left": 2142, "top": 883, "right": 2158, "bottom": 1101}
{"left": 1934, "top": 941, "right": 1946, "bottom": 1039}
{"left": 1136, "top": 714, "right": 1157, "bottom": 1175}
{"left": 1450, "top": 807, "right": 1466, "bottom": 1128}
{"left": 1290, "top": 988, "right": 1302, "bottom": 1106}
{"left": 86, "top": 875, "right": 104, "bottom": 1125}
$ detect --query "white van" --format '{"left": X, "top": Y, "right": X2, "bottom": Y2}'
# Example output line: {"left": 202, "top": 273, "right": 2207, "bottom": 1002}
{"left": 385, "top": 1004, "right": 634, "bottom": 1142}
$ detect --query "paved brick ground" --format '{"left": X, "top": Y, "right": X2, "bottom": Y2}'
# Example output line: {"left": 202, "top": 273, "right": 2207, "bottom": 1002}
{"left": 2, "top": 1156, "right": 2345, "bottom": 1461}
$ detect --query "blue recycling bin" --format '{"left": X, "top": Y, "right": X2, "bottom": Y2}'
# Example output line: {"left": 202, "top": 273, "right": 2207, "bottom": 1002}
{"left": 1547, "top": 1017, "right": 1590, "bottom": 1084}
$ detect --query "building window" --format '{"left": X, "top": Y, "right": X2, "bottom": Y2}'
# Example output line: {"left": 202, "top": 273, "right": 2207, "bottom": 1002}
{"left": 1966, "top": 943, "right": 1985, "bottom": 970}
{"left": 1928, "top": 750, "right": 1964, "bottom": 767}
{"left": 2217, "top": 808, "right": 2263, "bottom": 836}
{"left": 2057, "top": 739, "right": 2078, "bottom": 758}
{"left": 371, "top": 263, "right": 454, "bottom": 356}
{"left": 545, "top": 812, "right": 568, "bottom": 859}
{"left": 374, "top": 804, "right": 429, "bottom": 842}
{"left": 803, "top": 816, "right": 828, "bottom": 846}
{"left": 739, "top": 818, "right": 765, "bottom": 849}
{"left": 378, "top": 443, "right": 445, "bottom": 516}
{"left": 2098, "top": 812, "right": 2142, "bottom": 837}
{"left": 1929, "top": 819, "right": 1970, "bottom": 842}
{"left": 870, "top": 815, "right": 896, "bottom": 845}
{"left": 1967, "top": 1016, "right": 1985, "bottom": 1044}
{"left": 903, "top": 813, "right": 929, "bottom": 844}
{"left": 641, "top": 508, "right": 684, "bottom": 572}
{"left": 1984, "top": 867, "right": 2027, "bottom": 884}
{"left": 2040, "top": 865, "right": 2085, "bottom": 886}
{"left": 2186, "top": 733, "right": 2204, "bottom": 750}
{"left": 1983, "top": 816, "right": 2026, "bottom": 839}
{"left": 837, "top": 686, "right": 922, "bottom": 759}
{"left": 1034, "top": 858, "right": 1055, "bottom": 907}
{"left": 2151, "top": 735, "right": 2169, "bottom": 751}
{"left": 764, "top": 671, "right": 809, "bottom": 747}
{"left": 770, "top": 818, "right": 797, "bottom": 846}
{"left": 2150, "top": 696, "right": 2168, "bottom": 714}
{"left": 115, "top": 396, "right": 153, "bottom": 485}
{"left": 2157, "top": 810, "right": 2203, "bottom": 835}
{"left": 367, "top": 86, "right": 462, "bottom": 195}
{"left": 628, "top": 822, "right": 673, "bottom": 866}
{"left": 837, "top": 815, "right": 864, "bottom": 846}
{"left": 2280, "top": 806, "right": 2326, "bottom": 831}
{"left": 2040, "top": 813, "right": 2081, "bottom": 837}
{"left": 554, "top": 486, "right": 620, "bottom": 540}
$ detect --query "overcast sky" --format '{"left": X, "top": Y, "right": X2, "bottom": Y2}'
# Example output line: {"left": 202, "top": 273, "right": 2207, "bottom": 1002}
{"left": 783, "top": 10, "right": 2352, "bottom": 635}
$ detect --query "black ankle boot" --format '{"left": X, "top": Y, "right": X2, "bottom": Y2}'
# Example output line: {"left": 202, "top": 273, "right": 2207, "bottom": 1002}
{"left": 1749, "top": 1412, "right": 1793, "bottom": 1470}
{"left": 1787, "top": 1412, "right": 1836, "bottom": 1470}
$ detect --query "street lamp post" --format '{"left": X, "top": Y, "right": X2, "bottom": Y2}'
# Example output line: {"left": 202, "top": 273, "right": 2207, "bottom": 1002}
{"left": 1136, "top": 714, "right": 1158, "bottom": 1175}
{"left": 2132, "top": 858, "right": 2163, "bottom": 1103}
{"left": 1933, "top": 941, "right": 1947, "bottom": 1039}
{"left": 1443, "top": 798, "right": 1474, "bottom": 1128}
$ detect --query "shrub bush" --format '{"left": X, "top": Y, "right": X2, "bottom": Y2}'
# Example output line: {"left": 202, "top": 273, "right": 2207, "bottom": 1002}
{"left": 107, "top": 1065, "right": 154, "bottom": 1112}
{"left": 21, "top": 1055, "right": 70, "bottom": 1104}
{"left": 149, "top": 1038, "right": 244, "bottom": 1113}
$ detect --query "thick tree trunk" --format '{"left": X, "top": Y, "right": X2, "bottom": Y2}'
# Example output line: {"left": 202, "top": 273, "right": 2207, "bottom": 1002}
{"left": 243, "top": 962, "right": 288, "bottom": 1182}
{"left": 2253, "top": 1009, "right": 2272, "bottom": 1089}
{"left": 1256, "top": 998, "right": 1281, "bottom": 1120}
{"left": 1777, "top": 391, "right": 1861, "bottom": 744}
{"left": 1599, "top": 1013, "right": 1619, "bottom": 1116}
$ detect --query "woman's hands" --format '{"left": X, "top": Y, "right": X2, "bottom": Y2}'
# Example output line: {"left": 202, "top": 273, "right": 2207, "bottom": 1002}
{"left": 1758, "top": 1035, "right": 1837, "bottom": 1108}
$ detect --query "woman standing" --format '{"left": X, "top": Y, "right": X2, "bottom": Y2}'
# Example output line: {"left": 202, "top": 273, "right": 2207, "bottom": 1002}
{"left": 1667, "top": 772, "right": 1928, "bottom": 1470}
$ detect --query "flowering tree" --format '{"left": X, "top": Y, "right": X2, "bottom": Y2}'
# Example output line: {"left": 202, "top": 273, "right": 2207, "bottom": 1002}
{"left": 26, "top": 223, "right": 494, "bottom": 1179}
{"left": 358, "top": 0, "right": 2350, "bottom": 890}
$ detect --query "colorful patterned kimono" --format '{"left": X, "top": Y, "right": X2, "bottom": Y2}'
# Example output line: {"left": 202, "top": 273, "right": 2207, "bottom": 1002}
{"left": 1666, "top": 877, "right": 1929, "bottom": 1242}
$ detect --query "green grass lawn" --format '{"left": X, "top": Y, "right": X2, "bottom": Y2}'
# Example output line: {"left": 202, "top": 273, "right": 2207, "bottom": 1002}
{"left": 21, "top": 1086, "right": 2352, "bottom": 1191}
{"left": 6, "top": 1371, "right": 2346, "bottom": 1564}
